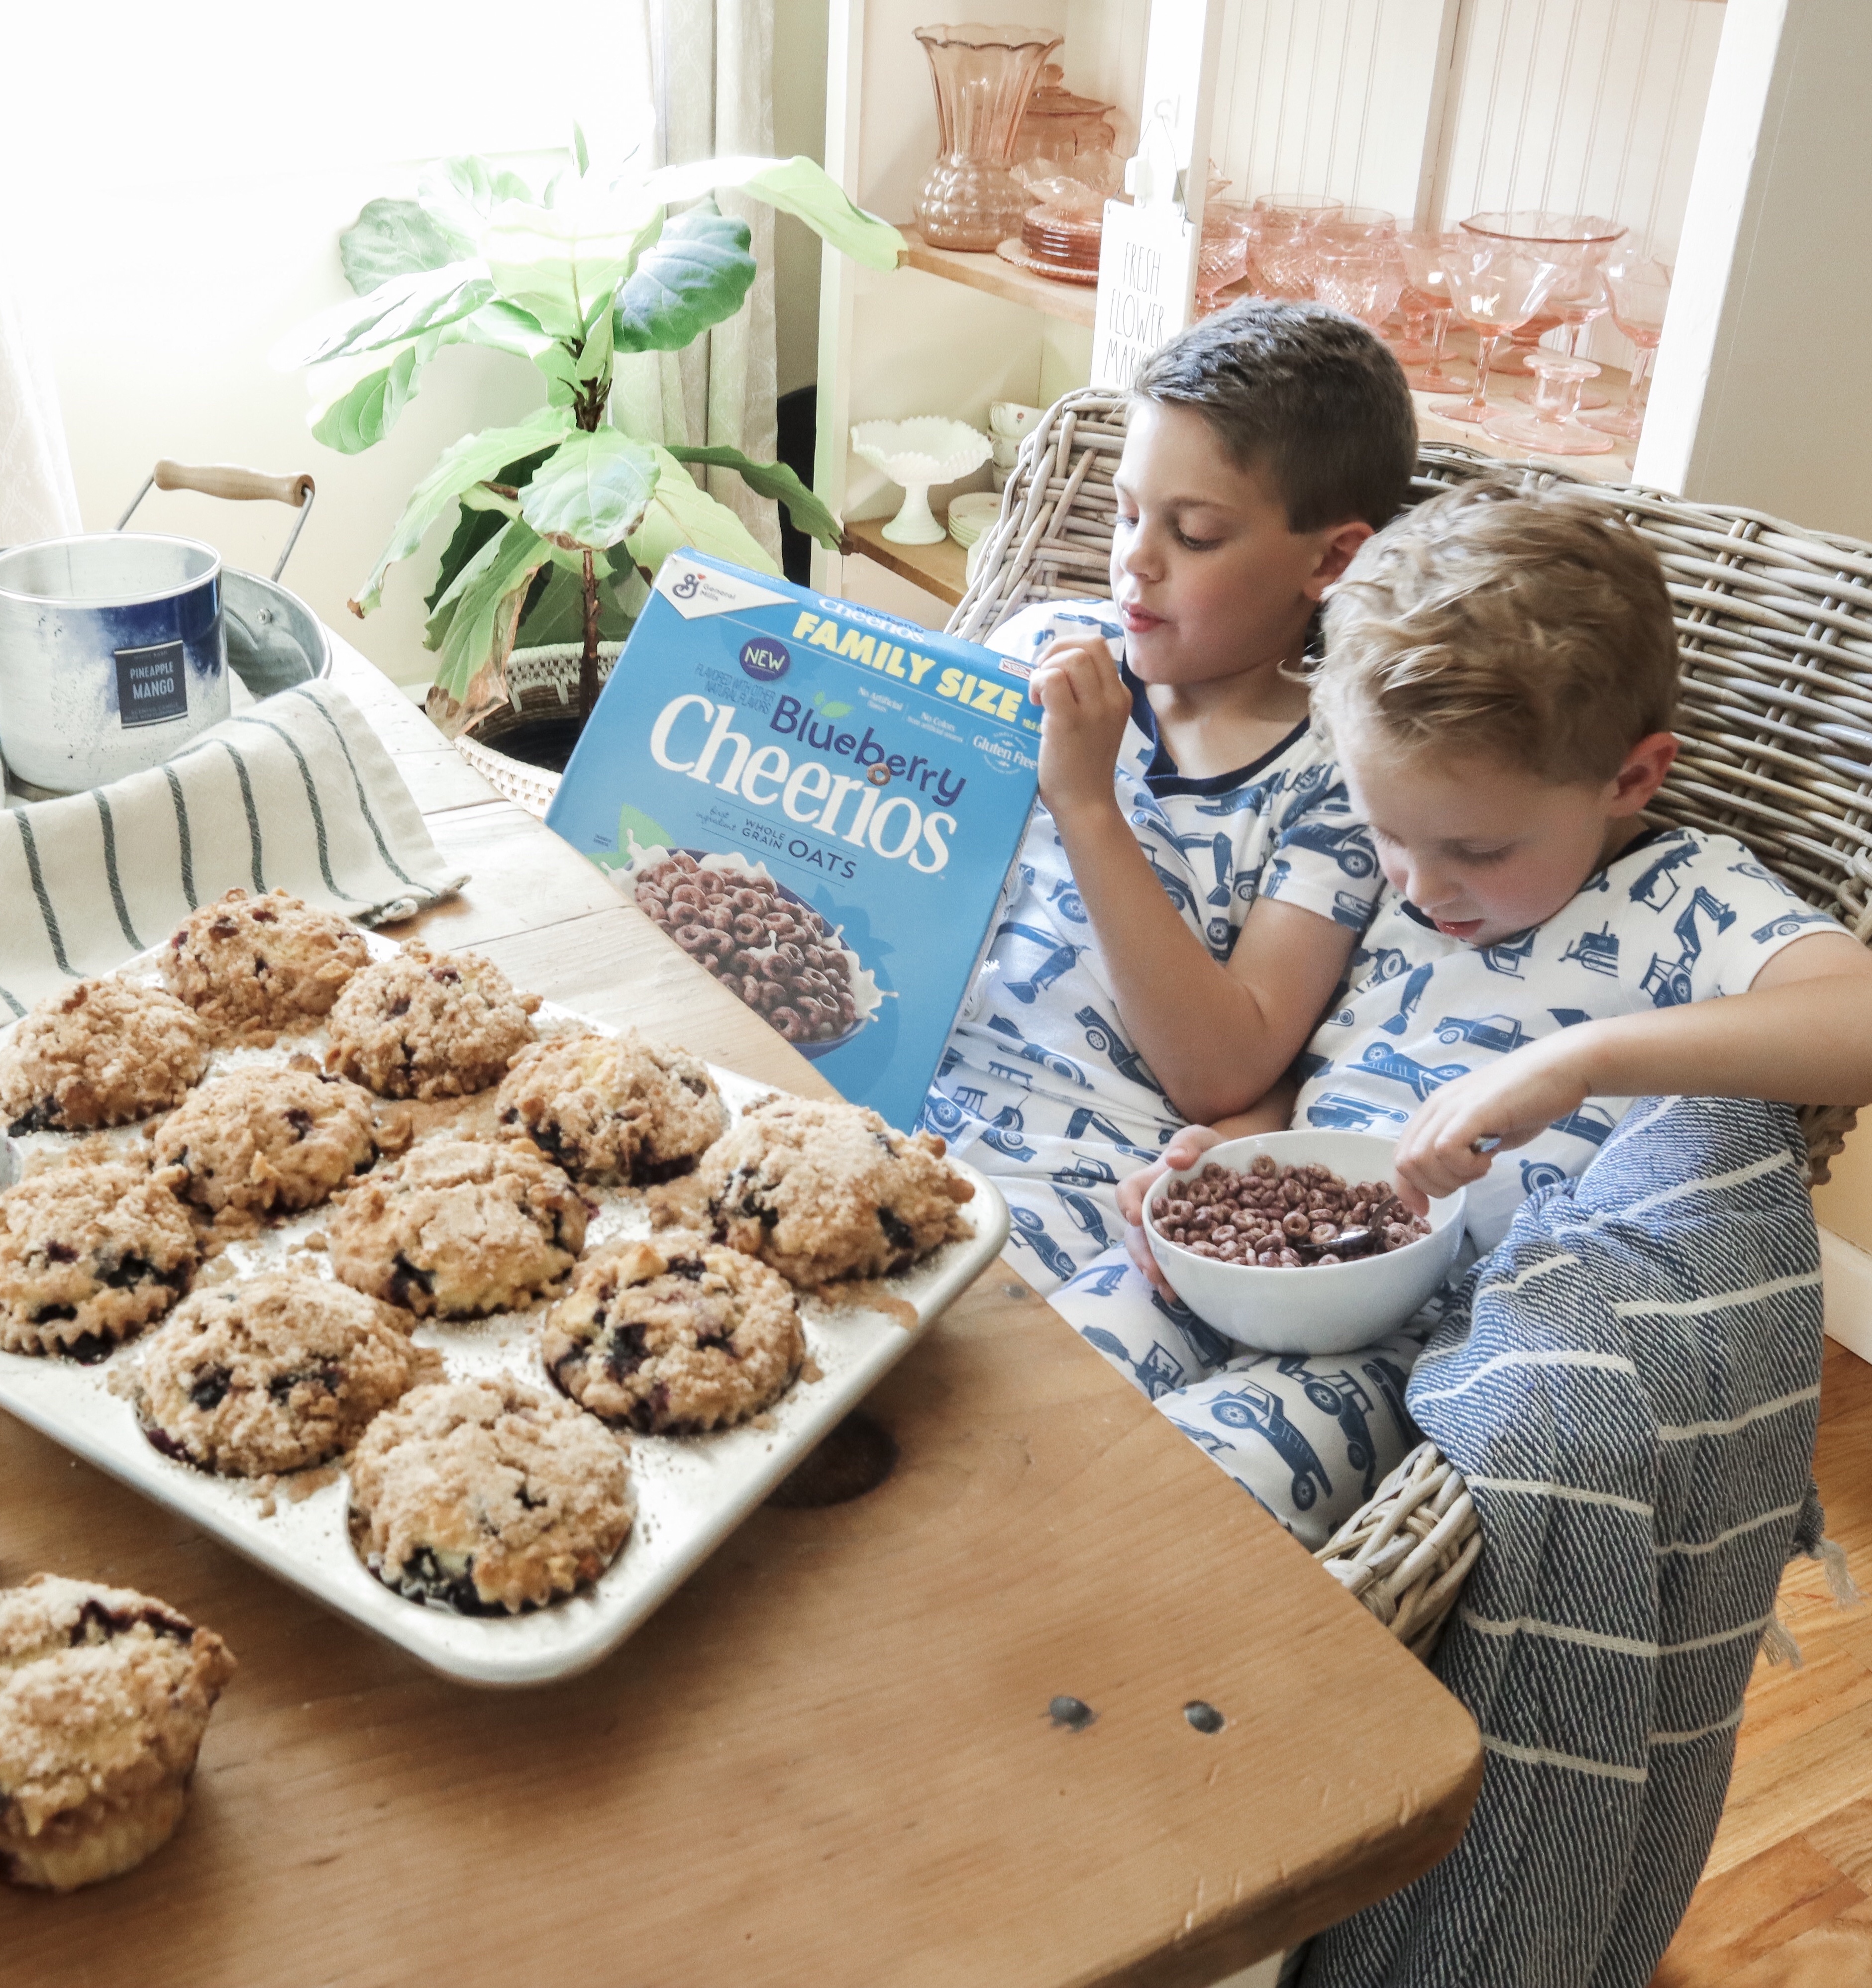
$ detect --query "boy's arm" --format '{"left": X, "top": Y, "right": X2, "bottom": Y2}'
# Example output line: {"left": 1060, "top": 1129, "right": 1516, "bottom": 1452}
{"left": 1391, "top": 930, "right": 1872, "bottom": 1209}
{"left": 1032, "top": 639, "right": 1356, "bottom": 1125}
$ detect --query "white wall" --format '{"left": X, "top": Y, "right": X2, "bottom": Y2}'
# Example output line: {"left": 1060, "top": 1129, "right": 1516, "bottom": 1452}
{"left": 1, "top": 2, "right": 654, "bottom": 687}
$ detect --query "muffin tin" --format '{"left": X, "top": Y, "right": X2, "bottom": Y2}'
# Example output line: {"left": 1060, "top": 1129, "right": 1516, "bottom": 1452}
{"left": 0, "top": 936, "right": 1007, "bottom": 1687}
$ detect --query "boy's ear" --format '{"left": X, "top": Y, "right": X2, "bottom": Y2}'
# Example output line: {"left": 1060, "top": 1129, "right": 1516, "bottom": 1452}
{"left": 1608, "top": 731, "right": 1680, "bottom": 815}
{"left": 1304, "top": 520, "right": 1374, "bottom": 601}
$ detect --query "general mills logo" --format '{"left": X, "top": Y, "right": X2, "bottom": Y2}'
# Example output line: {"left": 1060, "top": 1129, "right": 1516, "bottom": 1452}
{"left": 739, "top": 637, "right": 791, "bottom": 683}
{"left": 671, "top": 569, "right": 704, "bottom": 599}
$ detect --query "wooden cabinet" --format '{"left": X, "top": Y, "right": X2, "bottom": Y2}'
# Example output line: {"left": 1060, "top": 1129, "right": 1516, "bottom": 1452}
{"left": 813, "top": 0, "right": 1872, "bottom": 622}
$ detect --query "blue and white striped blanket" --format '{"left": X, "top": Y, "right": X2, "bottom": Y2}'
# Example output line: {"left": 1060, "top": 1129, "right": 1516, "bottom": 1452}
{"left": 1304, "top": 1094, "right": 1826, "bottom": 1988}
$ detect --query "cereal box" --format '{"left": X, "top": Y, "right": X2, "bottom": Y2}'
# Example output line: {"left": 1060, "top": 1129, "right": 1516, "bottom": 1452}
{"left": 545, "top": 552, "right": 1040, "bottom": 1126}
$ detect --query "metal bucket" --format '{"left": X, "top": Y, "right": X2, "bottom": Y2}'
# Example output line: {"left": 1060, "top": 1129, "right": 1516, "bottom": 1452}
{"left": 0, "top": 532, "right": 230, "bottom": 794}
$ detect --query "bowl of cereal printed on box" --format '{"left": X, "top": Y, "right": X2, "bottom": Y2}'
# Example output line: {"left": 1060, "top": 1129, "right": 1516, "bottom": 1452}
{"left": 1144, "top": 1131, "right": 1466, "bottom": 1356}
{"left": 624, "top": 847, "right": 885, "bottom": 1059}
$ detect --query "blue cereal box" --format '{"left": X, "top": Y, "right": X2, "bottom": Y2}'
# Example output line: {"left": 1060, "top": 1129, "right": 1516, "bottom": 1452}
{"left": 545, "top": 551, "right": 1040, "bottom": 1127}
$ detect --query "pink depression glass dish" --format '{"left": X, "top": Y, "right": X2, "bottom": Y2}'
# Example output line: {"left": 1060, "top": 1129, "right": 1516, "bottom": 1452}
{"left": 914, "top": 23, "right": 1063, "bottom": 252}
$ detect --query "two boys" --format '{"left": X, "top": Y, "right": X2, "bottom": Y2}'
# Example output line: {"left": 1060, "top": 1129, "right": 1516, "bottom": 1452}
{"left": 929, "top": 302, "right": 1872, "bottom": 1546}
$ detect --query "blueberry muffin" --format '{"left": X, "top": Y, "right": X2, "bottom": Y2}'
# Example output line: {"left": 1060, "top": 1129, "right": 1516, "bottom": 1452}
{"left": 324, "top": 943, "right": 538, "bottom": 1100}
{"left": 0, "top": 1574, "right": 236, "bottom": 1891}
{"left": 542, "top": 1233, "right": 805, "bottom": 1434}
{"left": 151, "top": 1066, "right": 377, "bottom": 1218}
{"left": 327, "top": 1137, "right": 586, "bottom": 1319}
{"left": 159, "top": 887, "right": 370, "bottom": 1040}
{"left": 348, "top": 1375, "right": 631, "bottom": 1614}
{"left": 136, "top": 1274, "right": 439, "bottom": 1477}
{"left": 495, "top": 1029, "right": 727, "bottom": 1186}
{"left": 0, "top": 1163, "right": 199, "bottom": 1361}
{"left": 0, "top": 978, "right": 208, "bottom": 1135}
{"left": 700, "top": 1095, "right": 974, "bottom": 1287}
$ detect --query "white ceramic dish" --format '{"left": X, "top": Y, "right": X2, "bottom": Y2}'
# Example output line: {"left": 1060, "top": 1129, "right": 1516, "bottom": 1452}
{"left": 1143, "top": 1131, "right": 1464, "bottom": 1357}
{"left": 0, "top": 937, "right": 1007, "bottom": 1687}
{"left": 849, "top": 417, "right": 994, "bottom": 544}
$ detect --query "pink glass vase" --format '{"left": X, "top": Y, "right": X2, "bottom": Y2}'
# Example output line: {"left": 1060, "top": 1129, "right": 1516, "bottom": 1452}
{"left": 915, "top": 23, "right": 1063, "bottom": 252}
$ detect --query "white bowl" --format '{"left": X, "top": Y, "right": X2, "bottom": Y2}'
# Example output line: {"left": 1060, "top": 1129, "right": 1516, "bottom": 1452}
{"left": 850, "top": 418, "right": 995, "bottom": 543}
{"left": 1143, "top": 1131, "right": 1466, "bottom": 1356}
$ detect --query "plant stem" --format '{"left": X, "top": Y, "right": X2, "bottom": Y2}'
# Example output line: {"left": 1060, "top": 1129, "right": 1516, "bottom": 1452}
{"left": 580, "top": 550, "right": 600, "bottom": 720}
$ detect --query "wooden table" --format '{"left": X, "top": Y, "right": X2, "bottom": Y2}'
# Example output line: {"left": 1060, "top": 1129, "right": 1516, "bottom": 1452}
{"left": 0, "top": 640, "right": 1481, "bottom": 1988}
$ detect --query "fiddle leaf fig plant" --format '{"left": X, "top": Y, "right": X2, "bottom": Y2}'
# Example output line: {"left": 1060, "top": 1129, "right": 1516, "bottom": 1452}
{"left": 278, "top": 138, "right": 901, "bottom": 722}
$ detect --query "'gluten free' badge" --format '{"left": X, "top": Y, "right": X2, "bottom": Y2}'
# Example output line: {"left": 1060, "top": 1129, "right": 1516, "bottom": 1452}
{"left": 115, "top": 642, "right": 188, "bottom": 727}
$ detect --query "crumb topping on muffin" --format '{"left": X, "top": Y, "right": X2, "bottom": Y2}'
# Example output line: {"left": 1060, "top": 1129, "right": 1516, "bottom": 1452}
{"left": 0, "top": 979, "right": 208, "bottom": 1135}
{"left": 542, "top": 1232, "right": 804, "bottom": 1433}
{"left": 160, "top": 888, "right": 370, "bottom": 1041}
{"left": 152, "top": 1066, "right": 377, "bottom": 1217}
{"left": 324, "top": 944, "right": 538, "bottom": 1099}
{"left": 495, "top": 1029, "right": 726, "bottom": 1185}
{"left": 700, "top": 1095, "right": 972, "bottom": 1286}
{"left": 349, "top": 1375, "right": 630, "bottom": 1613}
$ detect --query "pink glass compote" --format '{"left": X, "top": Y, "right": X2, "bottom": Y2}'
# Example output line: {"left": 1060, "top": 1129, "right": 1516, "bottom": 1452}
{"left": 1459, "top": 211, "right": 1627, "bottom": 379}
{"left": 1432, "top": 240, "right": 1564, "bottom": 426}
{"left": 1194, "top": 201, "right": 1253, "bottom": 316}
{"left": 1583, "top": 255, "right": 1672, "bottom": 444}
{"left": 1247, "top": 194, "right": 1343, "bottom": 300}
{"left": 1396, "top": 232, "right": 1470, "bottom": 391}
{"left": 1482, "top": 354, "right": 1615, "bottom": 456}
{"left": 1313, "top": 241, "right": 1404, "bottom": 334}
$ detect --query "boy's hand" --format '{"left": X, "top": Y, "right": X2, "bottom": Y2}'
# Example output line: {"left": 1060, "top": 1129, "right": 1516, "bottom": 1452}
{"left": 1029, "top": 635, "right": 1133, "bottom": 819}
{"left": 1392, "top": 1035, "right": 1592, "bottom": 1212}
{"left": 1117, "top": 1124, "right": 1226, "bottom": 1293}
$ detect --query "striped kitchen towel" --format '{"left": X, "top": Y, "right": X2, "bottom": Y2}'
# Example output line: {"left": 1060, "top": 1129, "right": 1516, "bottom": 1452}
{"left": 1303, "top": 1094, "right": 1829, "bottom": 1988}
{"left": 0, "top": 679, "right": 466, "bottom": 1016}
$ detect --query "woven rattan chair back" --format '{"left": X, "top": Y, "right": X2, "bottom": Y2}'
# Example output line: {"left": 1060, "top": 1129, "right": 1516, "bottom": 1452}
{"left": 950, "top": 386, "right": 1872, "bottom": 1178}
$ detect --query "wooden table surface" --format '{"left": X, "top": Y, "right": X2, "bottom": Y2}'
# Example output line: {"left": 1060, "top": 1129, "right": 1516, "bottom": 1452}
{"left": 0, "top": 640, "right": 1480, "bottom": 1988}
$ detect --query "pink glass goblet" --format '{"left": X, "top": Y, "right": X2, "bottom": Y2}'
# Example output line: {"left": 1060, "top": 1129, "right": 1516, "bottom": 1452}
{"left": 1194, "top": 208, "right": 1252, "bottom": 317}
{"left": 1482, "top": 354, "right": 1615, "bottom": 456}
{"left": 1583, "top": 255, "right": 1672, "bottom": 443}
{"left": 1459, "top": 211, "right": 1627, "bottom": 378}
{"left": 1396, "top": 233, "right": 1471, "bottom": 391}
{"left": 1516, "top": 258, "right": 1611, "bottom": 407}
{"left": 1432, "top": 241, "right": 1564, "bottom": 426}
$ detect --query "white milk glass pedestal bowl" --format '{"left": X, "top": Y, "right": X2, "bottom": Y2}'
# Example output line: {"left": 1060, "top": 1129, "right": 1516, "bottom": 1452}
{"left": 850, "top": 418, "right": 994, "bottom": 544}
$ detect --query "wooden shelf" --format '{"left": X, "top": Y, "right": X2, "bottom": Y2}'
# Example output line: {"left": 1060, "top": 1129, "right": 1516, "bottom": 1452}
{"left": 844, "top": 516, "right": 970, "bottom": 606}
{"left": 898, "top": 227, "right": 1098, "bottom": 328}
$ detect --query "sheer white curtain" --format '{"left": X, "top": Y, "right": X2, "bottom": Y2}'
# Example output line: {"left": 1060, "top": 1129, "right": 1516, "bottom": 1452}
{"left": 0, "top": 267, "right": 79, "bottom": 546}
{"left": 614, "top": 0, "right": 783, "bottom": 563}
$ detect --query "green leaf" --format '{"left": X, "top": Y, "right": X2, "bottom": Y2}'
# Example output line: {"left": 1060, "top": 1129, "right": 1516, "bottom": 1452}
{"left": 514, "top": 561, "right": 635, "bottom": 647}
{"left": 643, "top": 155, "right": 903, "bottom": 271}
{"left": 339, "top": 199, "right": 471, "bottom": 297}
{"left": 577, "top": 300, "right": 614, "bottom": 381}
{"left": 624, "top": 446, "right": 781, "bottom": 577}
{"left": 420, "top": 155, "right": 534, "bottom": 239}
{"left": 479, "top": 189, "right": 662, "bottom": 338}
{"left": 273, "top": 259, "right": 493, "bottom": 368}
{"left": 430, "top": 520, "right": 552, "bottom": 701}
{"left": 309, "top": 330, "right": 448, "bottom": 454}
{"left": 612, "top": 204, "right": 756, "bottom": 354}
{"left": 518, "top": 430, "right": 660, "bottom": 550}
{"left": 353, "top": 405, "right": 575, "bottom": 615}
{"left": 573, "top": 123, "right": 590, "bottom": 178}
{"left": 665, "top": 442, "right": 841, "bottom": 549}
{"left": 464, "top": 298, "right": 558, "bottom": 360}
{"left": 423, "top": 447, "right": 557, "bottom": 620}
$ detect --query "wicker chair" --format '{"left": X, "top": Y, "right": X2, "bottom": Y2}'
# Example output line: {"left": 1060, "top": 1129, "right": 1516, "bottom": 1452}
{"left": 950, "top": 386, "right": 1872, "bottom": 1654}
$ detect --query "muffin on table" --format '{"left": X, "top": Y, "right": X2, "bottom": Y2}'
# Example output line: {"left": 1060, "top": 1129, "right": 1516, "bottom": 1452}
{"left": 326, "top": 1137, "right": 586, "bottom": 1318}
{"left": 0, "top": 978, "right": 207, "bottom": 1135}
{"left": 495, "top": 1029, "right": 727, "bottom": 1186}
{"left": 152, "top": 1065, "right": 377, "bottom": 1218}
{"left": 160, "top": 887, "right": 370, "bottom": 1040}
{"left": 136, "top": 1273, "right": 439, "bottom": 1477}
{"left": 0, "top": 1162, "right": 199, "bottom": 1361}
{"left": 324, "top": 943, "right": 538, "bottom": 1099}
{"left": 542, "top": 1232, "right": 805, "bottom": 1435}
{"left": 700, "top": 1095, "right": 974, "bottom": 1287}
{"left": 348, "top": 1375, "right": 631, "bottom": 1614}
{"left": 0, "top": 1574, "right": 236, "bottom": 1891}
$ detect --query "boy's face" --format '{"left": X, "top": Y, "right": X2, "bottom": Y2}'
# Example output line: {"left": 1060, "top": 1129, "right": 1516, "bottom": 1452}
{"left": 1336, "top": 722, "right": 1676, "bottom": 948}
{"left": 1110, "top": 402, "right": 1364, "bottom": 683}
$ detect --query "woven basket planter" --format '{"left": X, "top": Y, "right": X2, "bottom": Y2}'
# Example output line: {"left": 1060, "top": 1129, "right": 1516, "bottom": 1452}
{"left": 441, "top": 643, "right": 621, "bottom": 821}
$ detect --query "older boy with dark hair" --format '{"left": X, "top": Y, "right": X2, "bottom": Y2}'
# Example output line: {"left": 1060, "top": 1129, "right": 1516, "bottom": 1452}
{"left": 923, "top": 303, "right": 1417, "bottom": 1301}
